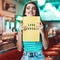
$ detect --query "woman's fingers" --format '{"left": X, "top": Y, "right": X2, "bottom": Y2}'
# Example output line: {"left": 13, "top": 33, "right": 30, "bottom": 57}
{"left": 36, "top": 22, "right": 44, "bottom": 29}
{"left": 21, "top": 26, "right": 26, "bottom": 30}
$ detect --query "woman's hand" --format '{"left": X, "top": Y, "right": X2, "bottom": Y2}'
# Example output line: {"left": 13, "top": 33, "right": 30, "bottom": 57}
{"left": 36, "top": 22, "right": 44, "bottom": 34}
{"left": 21, "top": 26, "right": 26, "bottom": 31}
{"left": 37, "top": 22, "right": 48, "bottom": 50}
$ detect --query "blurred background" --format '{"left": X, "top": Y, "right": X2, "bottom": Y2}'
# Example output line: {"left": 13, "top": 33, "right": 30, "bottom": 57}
{"left": 0, "top": 0, "right": 60, "bottom": 55}
{"left": 15, "top": 0, "right": 60, "bottom": 21}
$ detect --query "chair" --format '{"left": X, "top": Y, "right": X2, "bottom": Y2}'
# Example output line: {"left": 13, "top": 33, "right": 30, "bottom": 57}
{"left": 43, "top": 50, "right": 58, "bottom": 60}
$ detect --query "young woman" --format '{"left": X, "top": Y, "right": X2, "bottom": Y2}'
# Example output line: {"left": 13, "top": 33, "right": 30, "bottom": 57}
{"left": 17, "top": 1, "right": 48, "bottom": 60}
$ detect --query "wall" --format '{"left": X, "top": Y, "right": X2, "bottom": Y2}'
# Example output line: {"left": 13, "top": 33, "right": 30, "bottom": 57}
{"left": 0, "top": 0, "right": 24, "bottom": 17}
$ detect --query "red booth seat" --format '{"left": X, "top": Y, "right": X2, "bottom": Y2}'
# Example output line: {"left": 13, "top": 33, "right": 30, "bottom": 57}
{"left": 0, "top": 49, "right": 23, "bottom": 60}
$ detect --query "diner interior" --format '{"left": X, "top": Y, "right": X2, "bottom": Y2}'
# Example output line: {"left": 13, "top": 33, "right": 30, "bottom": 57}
{"left": 0, "top": 0, "right": 60, "bottom": 60}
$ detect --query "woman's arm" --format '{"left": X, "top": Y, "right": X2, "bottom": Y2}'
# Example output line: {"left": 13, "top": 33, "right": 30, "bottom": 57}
{"left": 41, "top": 29, "right": 49, "bottom": 50}
{"left": 39, "top": 22, "right": 49, "bottom": 50}
{"left": 17, "top": 32, "right": 23, "bottom": 51}
{"left": 16, "top": 26, "right": 26, "bottom": 51}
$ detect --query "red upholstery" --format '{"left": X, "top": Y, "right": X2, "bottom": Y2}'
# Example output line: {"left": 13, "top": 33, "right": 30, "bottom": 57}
{"left": 0, "top": 49, "right": 23, "bottom": 60}
{"left": 43, "top": 51, "right": 58, "bottom": 57}
{"left": 45, "top": 57, "right": 54, "bottom": 60}
{"left": 0, "top": 49, "right": 58, "bottom": 60}
{"left": 48, "top": 47, "right": 60, "bottom": 52}
{"left": 53, "top": 44, "right": 60, "bottom": 48}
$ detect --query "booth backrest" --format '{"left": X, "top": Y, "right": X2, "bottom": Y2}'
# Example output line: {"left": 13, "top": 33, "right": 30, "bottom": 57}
{"left": 0, "top": 49, "right": 23, "bottom": 60}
